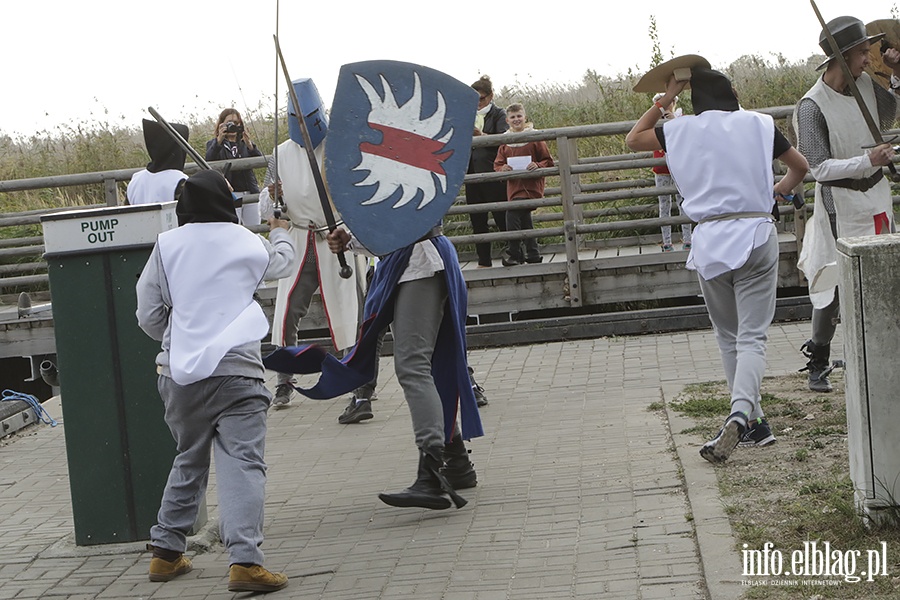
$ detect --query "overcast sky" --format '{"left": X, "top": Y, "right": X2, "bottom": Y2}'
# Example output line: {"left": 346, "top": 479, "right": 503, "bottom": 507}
{"left": 3, "top": 0, "right": 895, "bottom": 139}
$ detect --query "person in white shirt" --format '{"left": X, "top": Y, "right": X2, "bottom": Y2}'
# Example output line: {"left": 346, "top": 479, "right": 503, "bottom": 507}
{"left": 127, "top": 119, "right": 189, "bottom": 206}
{"left": 136, "top": 170, "right": 295, "bottom": 592}
{"left": 627, "top": 62, "right": 808, "bottom": 464}
{"left": 793, "top": 15, "right": 900, "bottom": 393}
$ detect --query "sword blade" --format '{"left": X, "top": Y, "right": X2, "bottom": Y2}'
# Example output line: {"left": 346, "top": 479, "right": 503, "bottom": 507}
{"left": 147, "top": 106, "right": 211, "bottom": 171}
{"left": 273, "top": 35, "right": 353, "bottom": 278}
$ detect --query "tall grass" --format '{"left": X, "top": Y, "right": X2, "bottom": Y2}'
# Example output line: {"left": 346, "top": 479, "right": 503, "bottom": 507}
{"left": 1, "top": 49, "right": 823, "bottom": 215}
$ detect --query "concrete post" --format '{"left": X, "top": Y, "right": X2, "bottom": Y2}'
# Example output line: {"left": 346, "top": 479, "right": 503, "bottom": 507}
{"left": 837, "top": 233, "right": 900, "bottom": 525}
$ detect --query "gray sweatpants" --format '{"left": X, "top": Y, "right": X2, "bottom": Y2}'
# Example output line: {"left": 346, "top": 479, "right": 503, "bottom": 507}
{"left": 697, "top": 230, "right": 778, "bottom": 421}
{"left": 392, "top": 274, "right": 449, "bottom": 450}
{"left": 151, "top": 375, "right": 270, "bottom": 566}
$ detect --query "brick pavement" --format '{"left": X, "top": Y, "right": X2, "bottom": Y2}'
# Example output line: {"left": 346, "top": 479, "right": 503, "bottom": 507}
{"left": 0, "top": 322, "right": 833, "bottom": 600}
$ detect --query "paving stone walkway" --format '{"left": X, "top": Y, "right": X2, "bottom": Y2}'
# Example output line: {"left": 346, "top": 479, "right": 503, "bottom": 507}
{"left": 0, "top": 321, "right": 831, "bottom": 600}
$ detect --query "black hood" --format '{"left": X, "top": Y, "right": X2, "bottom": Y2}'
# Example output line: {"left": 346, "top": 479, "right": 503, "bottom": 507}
{"left": 176, "top": 170, "right": 238, "bottom": 226}
{"left": 142, "top": 119, "right": 189, "bottom": 173}
{"left": 690, "top": 69, "right": 740, "bottom": 114}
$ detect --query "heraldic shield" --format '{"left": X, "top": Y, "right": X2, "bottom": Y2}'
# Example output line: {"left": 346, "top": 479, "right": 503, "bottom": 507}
{"left": 325, "top": 61, "right": 479, "bottom": 256}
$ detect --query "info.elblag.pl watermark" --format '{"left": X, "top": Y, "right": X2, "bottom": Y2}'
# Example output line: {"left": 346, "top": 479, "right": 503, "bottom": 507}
{"left": 741, "top": 541, "right": 889, "bottom": 586}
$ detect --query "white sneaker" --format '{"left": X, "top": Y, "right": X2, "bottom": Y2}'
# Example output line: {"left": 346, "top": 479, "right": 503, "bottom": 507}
{"left": 272, "top": 384, "right": 293, "bottom": 408}
{"left": 700, "top": 412, "right": 747, "bottom": 464}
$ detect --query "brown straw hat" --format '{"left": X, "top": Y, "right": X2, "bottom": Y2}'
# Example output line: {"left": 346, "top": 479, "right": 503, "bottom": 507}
{"left": 865, "top": 19, "right": 900, "bottom": 88}
{"left": 633, "top": 55, "right": 712, "bottom": 93}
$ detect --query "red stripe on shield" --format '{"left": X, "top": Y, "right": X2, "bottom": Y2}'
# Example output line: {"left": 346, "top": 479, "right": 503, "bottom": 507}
{"left": 360, "top": 123, "right": 452, "bottom": 175}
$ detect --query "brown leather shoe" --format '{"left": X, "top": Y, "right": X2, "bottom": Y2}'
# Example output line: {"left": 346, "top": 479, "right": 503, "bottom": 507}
{"left": 148, "top": 555, "right": 193, "bottom": 582}
{"left": 228, "top": 564, "right": 289, "bottom": 592}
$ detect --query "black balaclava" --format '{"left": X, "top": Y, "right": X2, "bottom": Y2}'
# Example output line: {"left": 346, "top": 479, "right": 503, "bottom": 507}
{"left": 142, "top": 119, "right": 190, "bottom": 173}
{"left": 176, "top": 170, "right": 239, "bottom": 226}
{"left": 689, "top": 68, "right": 740, "bottom": 114}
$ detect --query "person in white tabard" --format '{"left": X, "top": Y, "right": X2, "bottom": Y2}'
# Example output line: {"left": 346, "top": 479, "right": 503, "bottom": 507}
{"left": 793, "top": 16, "right": 900, "bottom": 393}
{"left": 258, "top": 77, "right": 364, "bottom": 408}
{"left": 127, "top": 119, "right": 189, "bottom": 205}
{"left": 136, "top": 170, "right": 295, "bottom": 593}
{"left": 627, "top": 59, "right": 809, "bottom": 464}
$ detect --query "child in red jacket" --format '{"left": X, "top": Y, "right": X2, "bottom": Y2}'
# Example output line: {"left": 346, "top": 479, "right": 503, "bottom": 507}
{"left": 493, "top": 103, "right": 554, "bottom": 266}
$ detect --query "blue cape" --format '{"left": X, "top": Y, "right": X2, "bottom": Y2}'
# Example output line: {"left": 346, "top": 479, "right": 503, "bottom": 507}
{"left": 264, "top": 236, "right": 484, "bottom": 441}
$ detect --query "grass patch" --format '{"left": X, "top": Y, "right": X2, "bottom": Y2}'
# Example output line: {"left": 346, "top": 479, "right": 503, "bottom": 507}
{"left": 674, "top": 372, "right": 900, "bottom": 599}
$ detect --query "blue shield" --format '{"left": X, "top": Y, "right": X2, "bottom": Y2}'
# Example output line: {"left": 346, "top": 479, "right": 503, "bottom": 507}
{"left": 325, "top": 61, "right": 478, "bottom": 256}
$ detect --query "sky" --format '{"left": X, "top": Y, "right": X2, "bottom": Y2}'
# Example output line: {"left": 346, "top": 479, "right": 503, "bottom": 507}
{"left": 2, "top": 0, "right": 895, "bottom": 140}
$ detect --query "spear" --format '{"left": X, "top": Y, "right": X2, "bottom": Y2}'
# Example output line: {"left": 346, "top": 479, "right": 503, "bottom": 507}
{"left": 273, "top": 35, "right": 352, "bottom": 279}
{"left": 271, "top": 0, "right": 284, "bottom": 218}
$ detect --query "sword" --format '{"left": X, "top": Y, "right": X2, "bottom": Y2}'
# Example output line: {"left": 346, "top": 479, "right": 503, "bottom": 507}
{"left": 810, "top": 0, "right": 900, "bottom": 182}
{"left": 273, "top": 35, "right": 353, "bottom": 279}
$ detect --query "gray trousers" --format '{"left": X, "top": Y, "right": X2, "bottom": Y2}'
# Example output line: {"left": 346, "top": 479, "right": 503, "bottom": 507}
{"left": 151, "top": 375, "right": 270, "bottom": 566}
{"left": 277, "top": 236, "right": 320, "bottom": 385}
{"left": 392, "top": 274, "right": 449, "bottom": 450}
{"left": 654, "top": 174, "right": 692, "bottom": 247}
{"left": 697, "top": 230, "right": 778, "bottom": 421}
{"left": 811, "top": 291, "right": 840, "bottom": 346}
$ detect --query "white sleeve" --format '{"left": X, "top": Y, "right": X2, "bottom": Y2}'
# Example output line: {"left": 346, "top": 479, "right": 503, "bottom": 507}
{"left": 809, "top": 153, "right": 876, "bottom": 182}
{"left": 258, "top": 186, "right": 274, "bottom": 221}
{"left": 261, "top": 229, "right": 296, "bottom": 280}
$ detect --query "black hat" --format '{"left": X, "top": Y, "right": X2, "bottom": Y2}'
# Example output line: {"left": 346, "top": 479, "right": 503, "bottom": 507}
{"left": 816, "top": 16, "right": 886, "bottom": 70}
{"left": 142, "top": 119, "right": 190, "bottom": 173}
{"left": 176, "top": 170, "right": 239, "bottom": 226}
{"left": 689, "top": 68, "right": 740, "bottom": 114}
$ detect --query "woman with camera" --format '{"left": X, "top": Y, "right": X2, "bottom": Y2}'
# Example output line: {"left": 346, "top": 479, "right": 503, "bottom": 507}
{"left": 205, "top": 108, "right": 263, "bottom": 226}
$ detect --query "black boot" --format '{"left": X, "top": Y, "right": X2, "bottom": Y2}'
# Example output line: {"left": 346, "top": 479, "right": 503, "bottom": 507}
{"left": 379, "top": 447, "right": 467, "bottom": 510}
{"left": 441, "top": 435, "right": 477, "bottom": 490}
{"left": 800, "top": 339, "right": 833, "bottom": 393}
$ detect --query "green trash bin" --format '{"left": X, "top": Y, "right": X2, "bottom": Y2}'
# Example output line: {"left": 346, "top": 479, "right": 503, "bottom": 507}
{"left": 41, "top": 202, "right": 204, "bottom": 546}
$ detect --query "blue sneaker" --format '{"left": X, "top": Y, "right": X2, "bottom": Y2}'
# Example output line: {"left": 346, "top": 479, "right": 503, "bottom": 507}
{"left": 739, "top": 418, "right": 776, "bottom": 447}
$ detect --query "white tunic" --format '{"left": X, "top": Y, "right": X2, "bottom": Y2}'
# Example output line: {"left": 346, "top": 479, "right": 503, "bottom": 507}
{"left": 127, "top": 169, "right": 186, "bottom": 205}
{"left": 156, "top": 223, "right": 270, "bottom": 385}
{"left": 795, "top": 73, "right": 896, "bottom": 308}
{"left": 259, "top": 141, "right": 362, "bottom": 351}
{"left": 663, "top": 110, "right": 776, "bottom": 280}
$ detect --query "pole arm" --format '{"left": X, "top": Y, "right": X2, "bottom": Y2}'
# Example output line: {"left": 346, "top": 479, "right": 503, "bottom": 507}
{"left": 810, "top": 0, "right": 899, "bottom": 181}
{"left": 273, "top": 35, "right": 352, "bottom": 279}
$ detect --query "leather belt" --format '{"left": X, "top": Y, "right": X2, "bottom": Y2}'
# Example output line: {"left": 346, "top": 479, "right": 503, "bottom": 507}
{"left": 822, "top": 169, "right": 883, "bottom": 192}
{"left": 289, "top": 219, "right": 343, "bottom": 234}
{"left": 416, "top": 225, "right": 443, "bottom": 242}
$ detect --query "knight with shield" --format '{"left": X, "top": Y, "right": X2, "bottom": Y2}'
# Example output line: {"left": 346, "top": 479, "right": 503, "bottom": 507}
{"left": 265, "top": 61, "right": 484, "bottom": 510}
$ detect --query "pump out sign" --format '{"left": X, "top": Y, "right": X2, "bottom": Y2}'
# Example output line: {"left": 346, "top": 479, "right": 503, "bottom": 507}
{"left": 81, "top": 218, "right": 119, "bottom": 244}
{"left": 41, "top": 202, "right": 178, "bottom": 256}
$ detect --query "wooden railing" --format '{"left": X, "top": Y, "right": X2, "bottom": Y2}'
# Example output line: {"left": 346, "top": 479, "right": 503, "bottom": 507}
{"left": 2, "top": 106, "right": 898, "bottom": 309}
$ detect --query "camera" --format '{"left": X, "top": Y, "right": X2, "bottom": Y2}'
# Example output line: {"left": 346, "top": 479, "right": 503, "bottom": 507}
{"left": 224, "top": 121, "right": 244, "bottom": 134}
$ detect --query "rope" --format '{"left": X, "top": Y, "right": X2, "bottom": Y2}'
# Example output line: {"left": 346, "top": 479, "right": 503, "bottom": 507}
{"left": 1, "top": 389, "right": 58, "bottom": 427}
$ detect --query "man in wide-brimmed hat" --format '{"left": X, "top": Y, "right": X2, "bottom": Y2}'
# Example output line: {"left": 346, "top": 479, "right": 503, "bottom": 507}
{"left": 626, "top": 58, "right": 809, "bottom": 464}
{"left": 794, "top": 15, "right": 900, "bottom": 393}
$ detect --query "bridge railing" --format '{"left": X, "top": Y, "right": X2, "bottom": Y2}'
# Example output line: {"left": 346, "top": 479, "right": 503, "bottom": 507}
{"left": 2, "top": 106, "right": 898, "bottom": 309}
